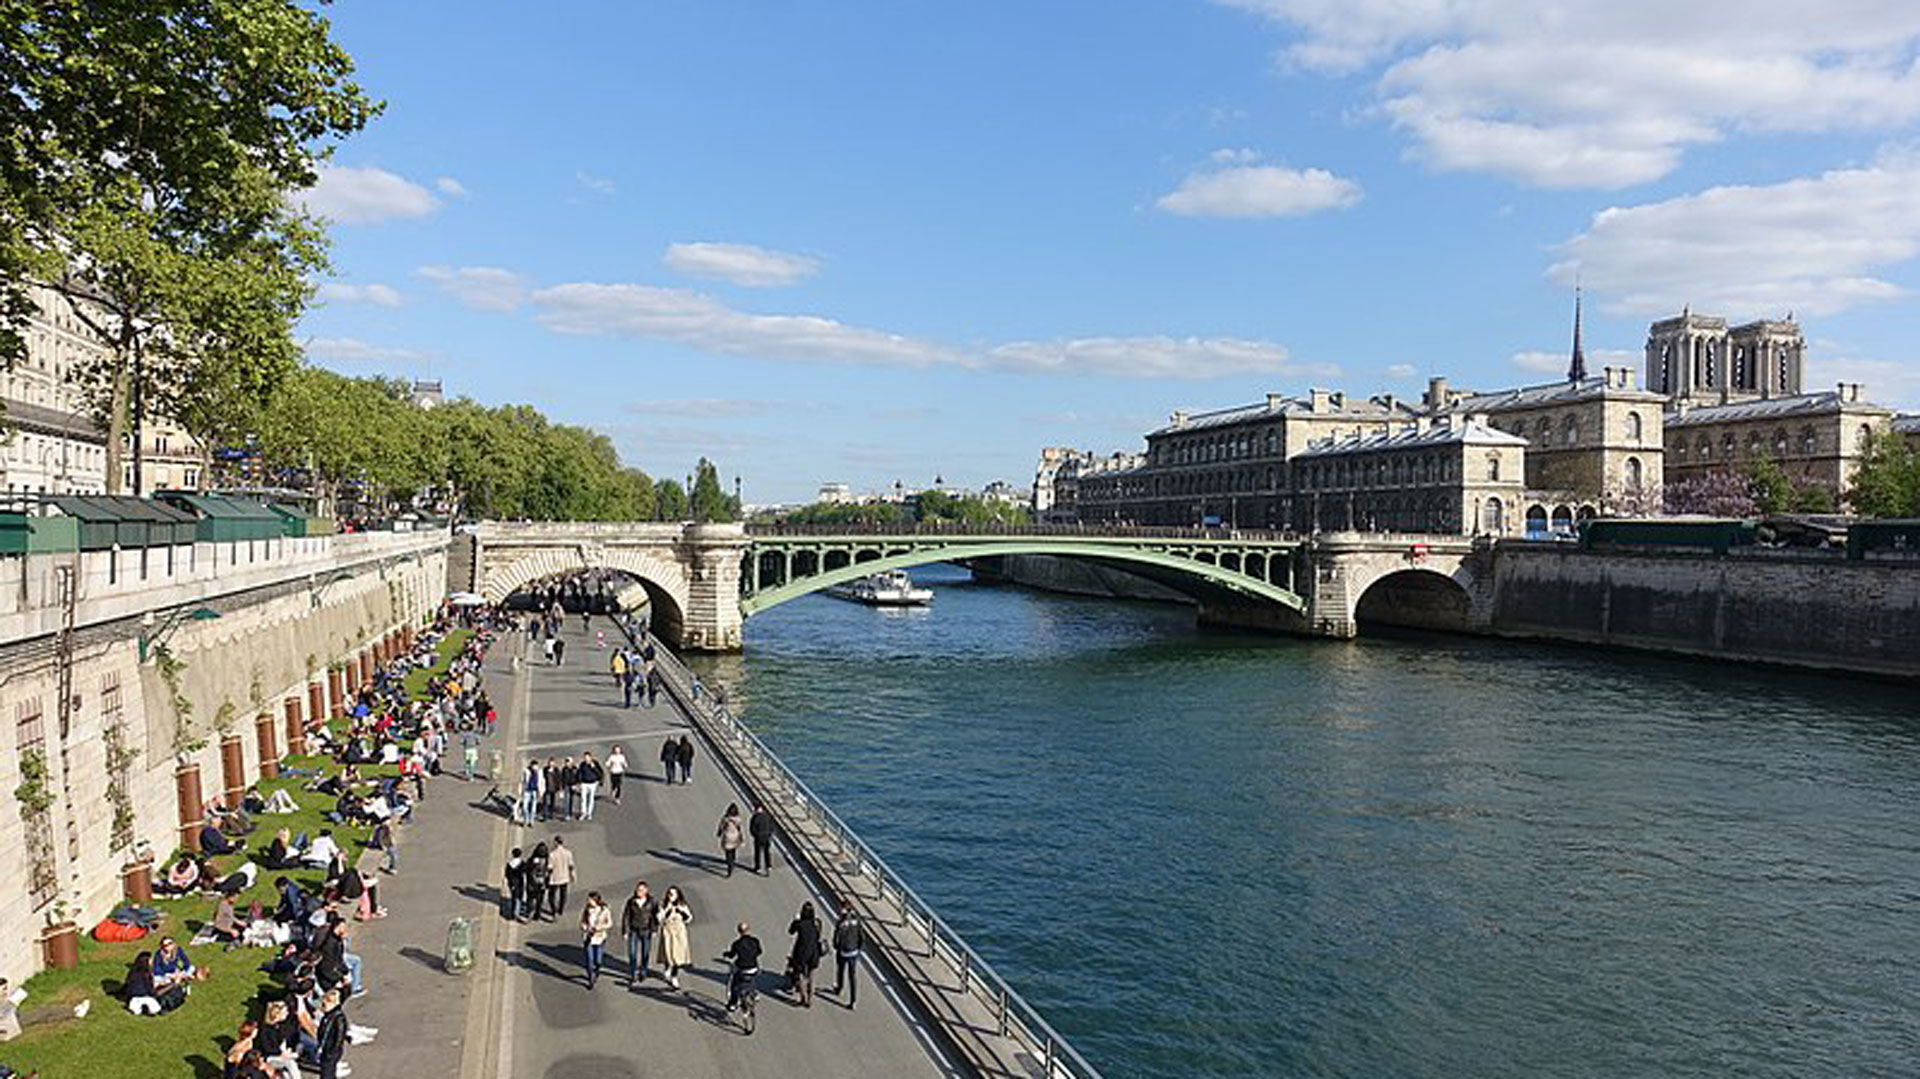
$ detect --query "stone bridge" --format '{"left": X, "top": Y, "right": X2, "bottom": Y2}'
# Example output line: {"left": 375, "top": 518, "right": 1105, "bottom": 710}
{"left": 460, "top": 522, "right": 1492, "bottom": 650}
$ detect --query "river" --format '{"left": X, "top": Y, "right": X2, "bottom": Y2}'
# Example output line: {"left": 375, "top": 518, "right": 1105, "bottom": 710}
{"left": 688, "top": 563, "right": 1920, "bottom": 1078}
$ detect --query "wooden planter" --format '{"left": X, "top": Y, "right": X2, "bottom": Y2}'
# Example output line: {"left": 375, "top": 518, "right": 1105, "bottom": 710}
{"left": 122, "top": 858, "right": 154, "bottom": 904}
{"left": 328, "top": 669, "right": 345, "bottom": 717}
{"left": 256, "top": 713, "right": 280, "bottom": 780}
{"left": 175, "top": 764, "right": 204, "bottom": 852}
{"left": 219, "top": 735, "right": 246, "bottom": 809}
{"left": 287, "top": 696, "right": 307, "bottom": 758}
{"left": 42, "top": 922, "right": 79, "bottom": 970}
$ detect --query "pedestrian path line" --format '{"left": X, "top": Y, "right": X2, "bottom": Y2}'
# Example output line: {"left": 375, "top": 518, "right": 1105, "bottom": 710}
{"left": 458, "top": 635, "right": 530, "bottom": 1079}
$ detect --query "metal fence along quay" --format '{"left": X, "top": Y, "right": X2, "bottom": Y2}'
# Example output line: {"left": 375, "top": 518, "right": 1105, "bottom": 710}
{"left": 637, "top": 623, "right": 1106, "bottom": 1079}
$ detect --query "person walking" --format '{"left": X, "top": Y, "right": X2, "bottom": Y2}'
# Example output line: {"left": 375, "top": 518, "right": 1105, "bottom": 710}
{"left": 577, "top": 752, "right": 603, "bottom": 821}
{"left": 542, "top": 636, "right": 556, "bottom": 665}
{"left": 621, "top": 664, "right": 637, "bottom": 708}
{"left": 677, "top": 734, "right": 696, "bottom": 784}
{"left": 786, "top": 901, "right": 824, "bottom": 1007}
{"left": 504, "top": 848, "right": 528, "bottom": 922}
{"left": 717, "top": 803, "right": 744, "bottom": 878}
{"left": 831, "top": 898, "right": 865, "bottom": 1009}
{"left": 645, "top": 665, "right": 661, "bottom": 708}
{"left": 541, "top": 758, "right": 561, "bottom": 822}
{"left": 559, "top": 756, "right": 579, "bottom": 820}
{"left": 526, "top": 842, "right": 552, "bottom": 921}
{"left": 460, "top": 729, "right": 480, "bottom": 782}
{"left": 553, "top": 637, "right": 567, "bottom": 666}
{"left": 547, "top": 836, "right": 575, "bottom": 917}
{"left": 657, "top": 886, "right": 693, "bottom": 989}
{"left": 609, "top": 648, "right": 627, "bottom": 690}
{"left": 369, "top": 819, "right": 397, "bottom": 875}
{"left": 580, "top": 892, "right": 613, "bottom": 989}
{"left": 659, "top": 737, "right": 677, "bottom": 785}
{"left": 607, "top": 746, "right": 628, "bottom": 805}
{"left": 749, "top": 802, "right": 775, "bottom": 875}
{"left": 620, "top": 881, "right": 658, "bottom": 987}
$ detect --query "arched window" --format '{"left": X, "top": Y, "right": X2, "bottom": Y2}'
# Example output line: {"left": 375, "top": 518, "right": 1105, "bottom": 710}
{"left": 1481, "top": 496, "right": 1504, "bottom": 535}
{"left": 1698, "top": 436, "right": 1711, "bottom": 462}
{"left": 1773, "top": 429, "right": 1788, "bottom": 457}
{"left": 1628, "top": 411, "right": 1644, "bottom": 442}
{"left": 1564, "top": 416, "right": 1579, "bottom": 446}
{"left": 1625, "top": 457, "right": 1643, "bottom": 491}
{"left": 1859, "top": 423, "right": 1874, "bottom": 448}
{"left": 1487, "top": 452, "right": 1502, "bottom": 482}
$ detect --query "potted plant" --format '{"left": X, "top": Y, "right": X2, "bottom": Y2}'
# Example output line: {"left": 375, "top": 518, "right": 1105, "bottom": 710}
{"left": 41, "top": 896, "right": 79, "bottom": 970}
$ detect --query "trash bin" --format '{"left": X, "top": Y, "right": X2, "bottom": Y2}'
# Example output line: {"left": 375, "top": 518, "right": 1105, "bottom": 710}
{"left": 445, "top": 916, "right": 475, "bottom": 974}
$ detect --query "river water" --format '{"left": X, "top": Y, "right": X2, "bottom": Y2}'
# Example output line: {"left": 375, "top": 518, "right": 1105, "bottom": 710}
{"left": 688, "top": 563, "right": 1920, "bottom": 1078}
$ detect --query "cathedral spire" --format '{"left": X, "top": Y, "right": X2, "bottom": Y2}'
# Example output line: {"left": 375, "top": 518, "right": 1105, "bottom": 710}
{"left": 1567, "top": 284, "right": 1587, "bottom": 382}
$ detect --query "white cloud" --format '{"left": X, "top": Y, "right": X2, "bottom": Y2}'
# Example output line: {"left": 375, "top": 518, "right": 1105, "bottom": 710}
{"left": 1510, "top": 347, "right": 1637, "bottom": 376}
{"left": 435, "top": 176, "right": 467, "bottom": 197}
{"left": 315, "top": 282, "right": 402, "bottom": 308}
{"left": 662, "top": 242, "right": 823, "bottom": 287}
{"left": 531, "top": 280, "right": 1314, "bottom": 379}
{"left": 305, "top": 336, "right": 434, "bottom": 369}
{"left": 985, "top": 336, "right": 1333, "bottom": 378}
{"left": 299, "top": 166, "right": 439, "bottom": 225}
{"left": 576, "top": 171, "right": 617, "bottom": 196}
{"left": 1219, "top": 1, "right": 1920, "bottom": 186}
{"left": 1808, "top": 357, "right": 1920, "bottom": 410}
{"left": 415, "top": 265, "right": 531, "bottom": 312}
{"left": 1385, "top": 363, "right": 1417, "bottom": 378}
{"left": 1551, "top": 153, "right": 1920, "bottom": 317}
{"left": 1157, "top": 161, "right": 1362, "bottom": 218}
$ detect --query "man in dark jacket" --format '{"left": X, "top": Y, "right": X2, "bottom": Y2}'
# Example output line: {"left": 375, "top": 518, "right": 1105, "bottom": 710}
{"left": 620, "top": 881, "right": 659, "bottom": 986}
{"left": 748, "top": 803, "right": 775, "bottom": 874}
{"left": 659, "top": 738, "right": 677, "bottom": 785}
{"left": 315, "top": 989, "right": 348, "bottom": 1079}
{"left": 831, "top": 899, "right": 866, "bottom": 1009}
{"left": 676, "top": 735, "right": 695, "bottom": 784}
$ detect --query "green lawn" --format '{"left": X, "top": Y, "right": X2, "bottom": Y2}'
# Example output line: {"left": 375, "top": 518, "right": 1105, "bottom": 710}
{"left": 1, "top": 627, "right": 474, "bottom": 1078}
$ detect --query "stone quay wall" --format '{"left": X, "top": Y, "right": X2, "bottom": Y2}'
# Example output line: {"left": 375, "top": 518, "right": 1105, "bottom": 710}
{"left": 0, "top": 533, "right": 449, "bottom": 982}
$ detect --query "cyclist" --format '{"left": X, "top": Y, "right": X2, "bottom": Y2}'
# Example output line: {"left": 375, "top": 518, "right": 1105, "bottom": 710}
{"left": 723, "top": 921, "right": 764, "bottom": 1015}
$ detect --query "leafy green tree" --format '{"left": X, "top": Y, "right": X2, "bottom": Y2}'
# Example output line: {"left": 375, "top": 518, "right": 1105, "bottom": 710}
{"left": 654, "top": 478, "right": 690, "bottom": 521}
{"left": 1849, "top": 431, "right": 1920, "bottom": 518}
{"left": 689, "top": 457, "right": 737, "bottom": 523}
{"left": 0, "top": 0, "right": 378, "bottom": 482}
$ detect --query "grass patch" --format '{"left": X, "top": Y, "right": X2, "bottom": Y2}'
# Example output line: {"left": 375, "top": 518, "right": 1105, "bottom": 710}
{"left": 1, "top": 627, "right": 475, "bottom": 1078}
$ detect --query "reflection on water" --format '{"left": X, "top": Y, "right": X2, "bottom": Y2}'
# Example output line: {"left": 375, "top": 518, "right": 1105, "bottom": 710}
{"left": 691, "top": 564, "right": 1920, "bottom": 1079}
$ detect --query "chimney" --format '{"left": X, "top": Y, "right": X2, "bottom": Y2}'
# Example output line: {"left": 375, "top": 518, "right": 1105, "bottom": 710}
{"left": 1170, "top": 410, "right": 1189, "bottom": 428}
{"left": 1330, "top": 391, "right": 1346, "bottom": 410}
{"left": 1266, "top": 392, "right": 1285, "bottom": 411}
{"left": 1426, "top": 376, "right": 1449, "bottom": 410}
{"left": 1380, "top": 392, "right": 1397, "bottom": 411}
{"left": 1309, "top": 388, "right": 1332, "bottom": 414}
{"left": 1621, "top": 367, "right": 1635, "bottom": 389}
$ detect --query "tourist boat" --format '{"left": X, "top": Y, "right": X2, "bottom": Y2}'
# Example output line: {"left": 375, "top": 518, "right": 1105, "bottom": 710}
{"left": 826, "top": 570, "right": 934, "bottom": 607}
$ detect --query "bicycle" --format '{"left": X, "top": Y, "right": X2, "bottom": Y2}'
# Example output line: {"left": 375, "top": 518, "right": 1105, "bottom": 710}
{"left": 725, "top": 966, "right": 759, "bottom": 1034}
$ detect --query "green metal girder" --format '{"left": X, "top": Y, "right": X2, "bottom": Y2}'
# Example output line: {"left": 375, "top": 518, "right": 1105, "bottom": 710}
{"left": 739, "top": 539, "right": 1304, "bottom": 616}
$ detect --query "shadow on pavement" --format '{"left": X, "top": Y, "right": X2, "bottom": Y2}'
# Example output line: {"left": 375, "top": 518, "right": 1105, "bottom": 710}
{"left": 646, "top": 847, "right": 726, "bottom": 874}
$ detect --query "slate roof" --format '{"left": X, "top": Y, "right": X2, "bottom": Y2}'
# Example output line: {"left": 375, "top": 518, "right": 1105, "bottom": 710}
{"left": 1665, "top": 390, "right": 1892, "bottom": 428}
{"left": 1295, "top": 419, "right": 1528, "bottom": 459}
{"left": 1445, "top": 375, "right": 1664, "bottom": 413}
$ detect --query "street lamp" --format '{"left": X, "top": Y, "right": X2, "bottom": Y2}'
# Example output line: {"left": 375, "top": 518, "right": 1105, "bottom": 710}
{"left": 139, "top": 605, "right": 221, "bottom": 662}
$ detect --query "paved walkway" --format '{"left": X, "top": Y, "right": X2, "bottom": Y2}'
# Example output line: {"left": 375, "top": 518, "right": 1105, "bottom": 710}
{"left": 484, "top": 624, "right": 954, "bottom": 1079}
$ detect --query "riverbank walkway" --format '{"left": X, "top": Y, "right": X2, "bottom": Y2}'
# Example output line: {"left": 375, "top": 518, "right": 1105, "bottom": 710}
{"left": 462, "top": 623, "right": 958, "bottom": 1078}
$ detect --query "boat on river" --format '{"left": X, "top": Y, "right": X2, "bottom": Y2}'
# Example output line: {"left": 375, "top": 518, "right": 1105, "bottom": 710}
{"left": 826, "top": 570, "right": 934, "bottom": 607}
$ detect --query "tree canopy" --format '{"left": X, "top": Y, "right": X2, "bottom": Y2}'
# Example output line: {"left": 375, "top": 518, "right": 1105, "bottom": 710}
{"left": 1848, "top": 431, "right": 1920, "bottom": 518}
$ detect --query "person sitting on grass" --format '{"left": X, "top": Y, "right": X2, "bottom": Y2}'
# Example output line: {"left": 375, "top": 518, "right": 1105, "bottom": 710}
{"left": 148, "top": 938, "right": 201, "bottom": 1011}
{"left": 155, "top": 855, "right": 203, "bottom": 896}
{"left": 263, "top": 828, "right": 301, "bottom": 870}
{"left": 200, "top": 818, "right": 240, "bottom": 856}
{"left": 302, "top": 829, "right": 341, "bottom": 869}
{"left": 123, "top": 951, "right": 167, "bottom": 1016}
{"left": 255, "top": 997, "right": 302, "bottom": 1079}
{"left": 206, "top": 895, "right": 242, "bottom": 944}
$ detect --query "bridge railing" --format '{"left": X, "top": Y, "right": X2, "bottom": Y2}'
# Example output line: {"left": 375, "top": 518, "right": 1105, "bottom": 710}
{"left": 747, "top": 520, "right": 1300, "bottom": 542}
{"left": 636, "top": 622, "right": 1106, "bottom": 1079}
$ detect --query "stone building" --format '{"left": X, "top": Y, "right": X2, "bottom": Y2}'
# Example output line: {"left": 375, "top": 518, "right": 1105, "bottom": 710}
{"left": 1428, "top": 368, "right": 1666, "bottom": 518}
{"left": 1108, "top": 390, "right": 1419, "bottom": 528}
{"left": 1893, "top": 413, "right": 1919, "bottom": 450}
{"left": 1645, "top": 309, "right": 1804, "bottom": 402}
{"left": 1072, "top": 452, "right": 1149, "bottom": 523}
{"left": 1032, "top": 447, "right": 1092, "bottom": 522}
{"left": 1290, "top": 417, "right": 1529, "bottom": 535}
{"left": 3, "top": 283, "right": 206, "bottom": 499}
{"left": 1664, "top": 385, "right": 1893, "bottom": 498}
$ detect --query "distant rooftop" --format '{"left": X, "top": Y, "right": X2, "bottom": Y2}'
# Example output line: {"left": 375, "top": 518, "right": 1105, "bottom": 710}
{"left": 1150, "top": 392, "right": 1417, "bottom": 436}
{"left": 1666, "top": 388, "right": 1892, "bottom": 428}
{"left": 1295, "top": 419, "right": 1527, "bottom": 459}
{"left": 1445, "top": 374, "right": 1664, "bottom": 413}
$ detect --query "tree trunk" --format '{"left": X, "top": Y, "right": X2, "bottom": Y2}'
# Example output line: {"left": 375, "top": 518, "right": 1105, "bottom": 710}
{"left": 131, "top": 336, "right": 147, "bottom": 496}
{"left": 104, "top": 354, "right": 131, "bottom": 495}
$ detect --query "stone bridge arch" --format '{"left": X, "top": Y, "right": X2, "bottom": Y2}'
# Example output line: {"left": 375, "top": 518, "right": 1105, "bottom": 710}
{"left": 1303, "top": 535, "right": 1490, "bottom": 637}
{"left": 481, "top": 546, "right": 692, "bottom": 644}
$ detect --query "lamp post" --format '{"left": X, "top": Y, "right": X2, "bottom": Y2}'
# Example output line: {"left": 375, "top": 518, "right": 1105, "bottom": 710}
{"left": 139, "top": 605, "right": 221, "bottom": 662}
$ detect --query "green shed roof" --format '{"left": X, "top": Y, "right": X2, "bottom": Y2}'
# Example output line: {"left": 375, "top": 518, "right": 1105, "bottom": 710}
{"left": 47, "top": 495, "right": 199, "bottom": 526}
{"left": 156, "top": 492, "right": 282, "bottom": 522}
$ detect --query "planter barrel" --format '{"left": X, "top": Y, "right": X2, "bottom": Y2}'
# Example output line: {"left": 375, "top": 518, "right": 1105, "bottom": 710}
{"left": 328, "top": 669, "right": 345, "bottom": 717}
{"left": 306, "top": 682, "right": 324, "bottom": 744}
{"left": 358, "top": 650, "right": 374, "bottom": 686}
{"left": 256, "top": 713, "right": 280, "bottom": 780}
{"left": 122, "top": 859, "right": 154, "bottom": 904}
{"left": 286, "top": 696, "right": 306, "bottom": 758}
{"left": 175, "top": 764, "right": 204, "bottom": 853}
{"left": 42, "top": 923, "right": 79, "bottom": 971}
{"left": 220, "top": 734, "right": 246, "bottom": 808}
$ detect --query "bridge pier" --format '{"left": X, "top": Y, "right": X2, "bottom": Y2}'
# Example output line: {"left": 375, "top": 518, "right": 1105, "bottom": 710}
{"left": 678, "top": 524, "right": 748, "bottom": 651}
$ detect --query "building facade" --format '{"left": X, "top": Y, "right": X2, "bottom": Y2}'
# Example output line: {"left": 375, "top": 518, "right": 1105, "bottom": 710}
{"left": 1431, "top": 367, "right": 1666, "bottom": 516}
{"left": 1290, "top": 418, "right": 1528, "bottom": 535}
{"left": 1032, "top": 447, "right": 1092, "bottom": 522}
{"left": 1664, "top": 385, "right": 1893, "bottom": 498}
{"left": 1645, "top": 310, "right": 1804, "bottom": 402}
{"left": 1072, "top": 452, "right": 1149, "bottom": 523}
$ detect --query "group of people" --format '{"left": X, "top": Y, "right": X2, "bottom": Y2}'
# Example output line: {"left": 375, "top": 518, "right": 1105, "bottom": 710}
{"left": 118, "top": 608, "right": 505, "bottom": 1079}
{"left": 608, "top": 640, "right": 664, "bottom": 708}
{"left": 714, "top": 896, "right": 871, "bottom": 1017}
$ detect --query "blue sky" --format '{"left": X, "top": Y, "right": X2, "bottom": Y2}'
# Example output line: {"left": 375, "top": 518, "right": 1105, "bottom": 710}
{"left": 298, "top": 1, "right": 1920, "bottom": 503}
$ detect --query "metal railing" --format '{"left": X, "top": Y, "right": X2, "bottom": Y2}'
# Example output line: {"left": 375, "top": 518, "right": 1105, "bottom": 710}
{"left": 747, "top": 520, "right": 1299, "bottom": 543}
{"left": 629, "top": 620, "right": 1104, "bottom": 1079}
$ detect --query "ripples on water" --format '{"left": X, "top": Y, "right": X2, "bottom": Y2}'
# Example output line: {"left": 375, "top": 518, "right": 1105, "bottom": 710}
{"left": 690, "top": 565, "right": 1920, "bottom": 1078}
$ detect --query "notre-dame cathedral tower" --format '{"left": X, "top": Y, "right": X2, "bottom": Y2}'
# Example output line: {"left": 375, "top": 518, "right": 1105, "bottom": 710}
{"left": 1644, "top": 310, "right": 1803, "bottom": 403}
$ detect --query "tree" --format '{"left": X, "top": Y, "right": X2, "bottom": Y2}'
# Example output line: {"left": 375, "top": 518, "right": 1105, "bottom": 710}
{"left": 654, "top": 479, "right": 689, "bottom": 521}
{"left": 1849, "top": 431, "right": 1920, "bottom": 518}
{"left": 689, "top": 457, "right": 737, "bottom": 523}
{"left": 1663, "top": 471, "right": 1758, "bottom": 517}
{"left": 0, "top": 0, "right": 378, "bottom": 483}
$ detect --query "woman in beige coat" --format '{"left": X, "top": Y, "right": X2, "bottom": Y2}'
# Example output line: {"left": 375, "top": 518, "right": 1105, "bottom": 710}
{"left": 657, "top": 885, "right": 694, "bottom": 989}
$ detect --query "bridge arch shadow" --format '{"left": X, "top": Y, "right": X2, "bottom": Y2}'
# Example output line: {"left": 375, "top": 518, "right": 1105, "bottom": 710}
{"left": 1352, "top": 567, "right": 1473, "bottom": 634}
{"left": 743, "top": 539, "right": 1305, "bottom": 618}
{"left": 484, "top": 549, "right": 690, "bottom": 644}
